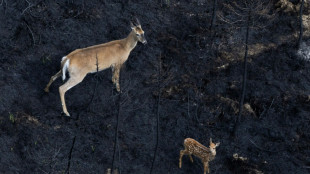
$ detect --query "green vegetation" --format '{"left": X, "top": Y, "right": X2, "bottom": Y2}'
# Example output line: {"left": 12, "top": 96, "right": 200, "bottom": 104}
{"left": 9, "top": 112, "right": 15, "bottom": 124}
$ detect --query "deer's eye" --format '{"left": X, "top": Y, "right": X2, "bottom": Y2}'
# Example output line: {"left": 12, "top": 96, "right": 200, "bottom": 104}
{"left": 136, "top": 34, "right": 140, "bottom": 37}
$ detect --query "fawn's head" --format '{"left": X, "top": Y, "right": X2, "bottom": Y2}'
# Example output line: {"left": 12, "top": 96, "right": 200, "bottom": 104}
{"left": 130, "top": 17, "right": 147, "bottom": 45}
{"left": 209, "top": 138, "right": 220, "bottom": 154}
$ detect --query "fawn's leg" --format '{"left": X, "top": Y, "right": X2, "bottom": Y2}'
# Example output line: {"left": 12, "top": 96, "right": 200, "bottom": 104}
{"left": 179, "top": 149, "right": 187, "bottom": 168}
{"left": 203, "top": 162, "right": 209, "bottom": 174}
{"left": 59, "top": 74, "right": 85, "bottom": 116}
{"left": 45, "top": 70, "right": 61, "bottom": 92}
{"left": 189, "top": 154, "right": 194, "bottom": 163}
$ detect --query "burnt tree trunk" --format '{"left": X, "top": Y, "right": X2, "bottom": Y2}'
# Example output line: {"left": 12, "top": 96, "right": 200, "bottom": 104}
{"left": 209, "top": 0, "right": 218, "bottom": 59}
{"left": 150, "top": 53, "right": 162, "bottom": 174}
{"left": 210, "top": 0, "right": 217, "bottom": 35}
{"left": 235, "top": 9, "right": 251, "bottom": 134}
{"left": 297, "top": 0, "right": 304, "bottom": 49}
{"left": 112, "top": 71, "right": 123, "bottom": 172}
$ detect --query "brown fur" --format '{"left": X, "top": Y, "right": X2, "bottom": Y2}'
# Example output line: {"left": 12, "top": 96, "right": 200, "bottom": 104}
{"left": 44, "top": 20, "right": 146, "bottom": 116}
{"left": 179, "top": 138, "right": 220, "bottom": 174}
{"left": 106, "top": 168, "right": 118, "bottom": 174}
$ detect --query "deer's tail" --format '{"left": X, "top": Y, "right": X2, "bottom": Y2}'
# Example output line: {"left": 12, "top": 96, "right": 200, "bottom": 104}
{"left": 61, "top": 56, "right": 70, "bottom": 81}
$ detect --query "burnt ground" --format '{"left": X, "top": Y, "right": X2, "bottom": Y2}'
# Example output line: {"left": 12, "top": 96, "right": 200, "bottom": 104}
{"left": 0, "top": 0, "right": 310, "bottom": 173}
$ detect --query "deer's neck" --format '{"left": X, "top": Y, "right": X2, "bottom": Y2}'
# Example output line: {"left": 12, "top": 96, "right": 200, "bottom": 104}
{"left": 124, "top": 30, "right": 138, "bottom": 51}
{"left": 210, "top": 149, "right": 216, "bottom": 156}
{"left": 202, "top": 149, "right": 216, "bottom": 160}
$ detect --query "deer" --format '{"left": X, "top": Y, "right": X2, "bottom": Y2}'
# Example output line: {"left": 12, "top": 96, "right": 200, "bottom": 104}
{"left": 179, "top": 138, "right": 220, "bottom": 174}
{"left": 44, "top": 18, "right": 147, "bottom": 116}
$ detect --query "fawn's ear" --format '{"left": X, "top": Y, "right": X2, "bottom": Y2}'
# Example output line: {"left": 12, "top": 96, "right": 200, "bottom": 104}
{"left": 215, "top": 142, "right": 220, "bottom": 147}
{"left": 210, "top": 138, "right": 212, "bottom": 144}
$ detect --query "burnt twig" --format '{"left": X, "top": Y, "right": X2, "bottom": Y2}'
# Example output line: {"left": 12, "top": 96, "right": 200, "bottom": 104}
{"left": 65, "top": 136, "right": 76, "bottom": 174}
{"left": 265, "top": 98, "right": 274, "bottom": 116}
{"left": 249, "top": 138, "right": 283, "bottom": 153}
{"left": 259, "top": 98, "right": 274, "bottom": 118}
{"left": 24, "top": 22, "right": 35, "bottom": 46}
{"left": 21, "top": 0, "right": 34, "bottom": 15}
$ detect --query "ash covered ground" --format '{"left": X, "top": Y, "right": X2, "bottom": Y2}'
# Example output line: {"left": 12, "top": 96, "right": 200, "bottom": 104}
{"left": 0, "top": 0, "right": 310, "bottom": 173}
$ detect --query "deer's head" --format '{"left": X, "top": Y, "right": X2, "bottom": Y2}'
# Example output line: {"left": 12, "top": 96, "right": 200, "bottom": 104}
{"left": 130, "top": 17, "right": 147, "bottom": 45}
{"left": 209, "top": 138, "right": 220, "bottom": 154}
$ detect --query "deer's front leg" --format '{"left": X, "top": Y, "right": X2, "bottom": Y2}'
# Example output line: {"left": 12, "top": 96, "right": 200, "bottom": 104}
{"left": 112, "top": 64, "right": 121, "bottom": 92}
{"left": 203, "top": 162, "right": 209, "bottom": 174}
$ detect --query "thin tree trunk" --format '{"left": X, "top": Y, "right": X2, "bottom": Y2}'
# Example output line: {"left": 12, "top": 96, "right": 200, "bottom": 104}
{"left": 210, "top": 0, "right": 217, "bottom": 31}
{"left": 150, "top": 53, "right": 161, "bottom": 174}
{"left": 297, "top": 0, "right": 304, "bottom": 49}
{"left": 210, "top": 0, "right": 217, "bottom": 40}
{"left": 112, "top": 71, "right": 122, "bottom": 172}
{"left": 236, "top": 9, "right": 251, "bottom": 125}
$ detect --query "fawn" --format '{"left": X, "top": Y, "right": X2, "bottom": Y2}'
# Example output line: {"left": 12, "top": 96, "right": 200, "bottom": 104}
{"left": 179, "top": 138, "right": 220, "bottom": 174}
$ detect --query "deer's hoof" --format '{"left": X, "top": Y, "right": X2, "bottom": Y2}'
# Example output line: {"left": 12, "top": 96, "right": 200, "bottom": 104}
{"left": 44, "top": 88, "right": 49, "bottom": 93}
{"left": 61, "top": 112, "right": 70, "bottom": 117}
{"left": 116, "top": 87, "right": 120, "bottom": 92}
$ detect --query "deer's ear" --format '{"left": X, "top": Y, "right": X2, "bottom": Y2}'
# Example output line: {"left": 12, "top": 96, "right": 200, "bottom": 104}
{"left": 215, "top": 142, "right": 220, "bottom": 147}
{"left": 210, "top": 138, "right": 212, "bottom": 144}
{"left": 130, "top": 22, "right": 135, "bottom": 29}
{"left": 135, "top": 17, "right": 141, "bottom": 26}
{"left": 134, "top": 18, "right": 141, "bottom": 27}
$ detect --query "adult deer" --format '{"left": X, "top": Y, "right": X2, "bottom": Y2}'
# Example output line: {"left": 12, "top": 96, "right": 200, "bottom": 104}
{"left": 44, "top": 18, "right": 147, "bottom": 116}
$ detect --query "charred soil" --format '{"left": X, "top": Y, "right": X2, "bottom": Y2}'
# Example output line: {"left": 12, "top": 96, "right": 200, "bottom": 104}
{"left": 0, "top": 0, "right": 310, "bottom": 173}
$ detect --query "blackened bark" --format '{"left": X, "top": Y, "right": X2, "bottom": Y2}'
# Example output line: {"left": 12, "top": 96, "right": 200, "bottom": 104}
{"left": 150, "top": 53, "right": 162, "bottom": 174}
{"left": 235, "top": 9, "right": 251, "bottom": 133}
{"left": 297, "top": 0, "right": 304, "bottom": 49}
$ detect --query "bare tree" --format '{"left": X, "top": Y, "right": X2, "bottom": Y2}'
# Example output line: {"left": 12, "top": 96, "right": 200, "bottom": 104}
{"left": 218, "top": 0, "right": 275, "bottom": 136}
{"left": 150, "top": 53, "right": 162, "bottom": 174}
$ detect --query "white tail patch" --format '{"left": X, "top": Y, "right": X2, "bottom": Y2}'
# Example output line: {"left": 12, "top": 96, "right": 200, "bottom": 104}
{"left": 62, "top": 57, "right": 69, "bottom": 81}
{"left": 61, "top": 56, "right": 67, "bottom": 61}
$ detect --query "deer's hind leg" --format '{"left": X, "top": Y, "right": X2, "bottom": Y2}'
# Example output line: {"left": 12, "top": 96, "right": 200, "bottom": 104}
{"left": 179, "top": 148, "right": 192, "bottom": 168}
{"left": 59, "top": 72, "right": 86, "bottom": 116}
{"left": 188, "top": 154, "right": 194, "bottom": 163}
{"left": 45, "top": 70, "right": 62, "bottom": 92}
